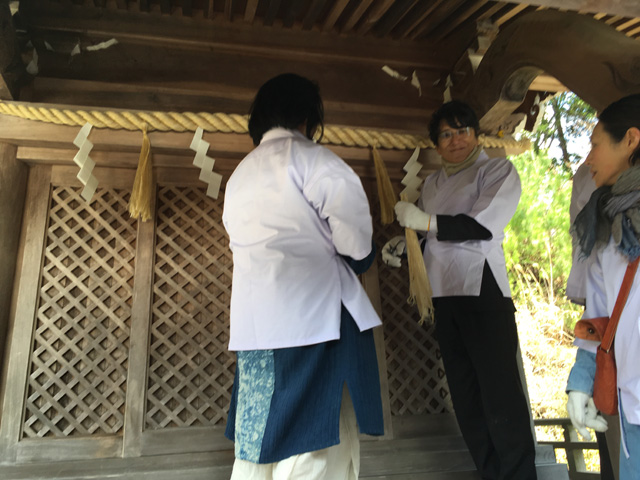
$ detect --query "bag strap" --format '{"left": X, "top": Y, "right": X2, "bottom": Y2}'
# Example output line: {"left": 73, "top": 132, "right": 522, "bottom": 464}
{"left": 601, "top": 256, "right": 640, "bottom": 352}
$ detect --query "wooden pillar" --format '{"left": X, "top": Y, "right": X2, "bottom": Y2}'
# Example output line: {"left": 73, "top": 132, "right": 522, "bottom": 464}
{"left": 0, "top": 144, "right": 28, "bottom": 382}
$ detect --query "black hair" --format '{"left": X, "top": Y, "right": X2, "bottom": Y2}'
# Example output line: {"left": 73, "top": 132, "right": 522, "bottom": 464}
{"left": 428, "top": 100, "right": 480, "bottom": 146}
{"left": 248, "top": 73, "right": 324, "bottom": 146}
{"left": 598, "top": 94, "right": 640, "bottom": 166}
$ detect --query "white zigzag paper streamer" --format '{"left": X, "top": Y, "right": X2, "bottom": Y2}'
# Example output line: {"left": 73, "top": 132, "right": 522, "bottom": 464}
{"left": 400, "top": 147, "right": 423, "bottom": 204}
{"left": 189, "top": 127, "right": 223, "bottom": 199}
{"left": 72, "top": 122, "right": 98, "bottom": 202}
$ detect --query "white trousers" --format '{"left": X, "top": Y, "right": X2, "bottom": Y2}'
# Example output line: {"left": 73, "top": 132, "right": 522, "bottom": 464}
{"left": 230, "top": 385, "right": 359, "bottom": 480}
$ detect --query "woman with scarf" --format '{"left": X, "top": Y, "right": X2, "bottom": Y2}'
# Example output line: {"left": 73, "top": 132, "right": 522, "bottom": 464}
{"left": 566, "top": 94, "right": 640, "bottom": 480}
{"left": 383, "top": 100, "right": 537, "bottom": 479}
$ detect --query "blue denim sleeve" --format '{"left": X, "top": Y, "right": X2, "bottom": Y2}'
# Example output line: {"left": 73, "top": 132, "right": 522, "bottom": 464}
{"left": 566, "top": 348, "right": 596, "bottom": 395}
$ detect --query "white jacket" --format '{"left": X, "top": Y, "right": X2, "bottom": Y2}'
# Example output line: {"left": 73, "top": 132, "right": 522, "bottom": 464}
{"left": 222, "top": 128, "right": 381, "bottom": 351}
{"left": 419, "top": 151, "right": 520, "bottom": 298}
{"left": 582, "top": 240, "right": 640, "bottom": 425}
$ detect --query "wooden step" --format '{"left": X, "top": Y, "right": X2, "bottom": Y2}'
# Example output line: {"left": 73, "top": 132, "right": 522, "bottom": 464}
{"left": 0, "top": 415, "right": 571, "bottom": 480}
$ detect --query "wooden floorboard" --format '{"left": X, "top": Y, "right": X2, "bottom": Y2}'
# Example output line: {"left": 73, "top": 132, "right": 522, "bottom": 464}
{"left": 0, "top": 415, "right": 570, "bottom": 480}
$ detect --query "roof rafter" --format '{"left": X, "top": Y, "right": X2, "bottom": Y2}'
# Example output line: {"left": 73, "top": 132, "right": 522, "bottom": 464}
{"left": 341, "top": 0, "right": 375, "bottom": 33}
{"left": 502, "top": 0, "right": 640, "bottom": 18}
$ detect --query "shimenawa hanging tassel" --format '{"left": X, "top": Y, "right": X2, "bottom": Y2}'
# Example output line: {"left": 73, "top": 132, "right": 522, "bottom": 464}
{"left": 372, "top": 146, "right": 397, "bottom": 225}
{"left": 401, "top": 196, "right": 434, "bottom": 325}
{"left": 128, "top": 125, "right": 154, "bottom": 222}
{"left": 373, "top": 146, "right": 434, "bottom": 324}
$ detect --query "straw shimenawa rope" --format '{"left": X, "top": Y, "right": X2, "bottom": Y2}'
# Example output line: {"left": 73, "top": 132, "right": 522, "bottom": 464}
{"left": 0, "top": 101, "right": 530, "bottom": 151}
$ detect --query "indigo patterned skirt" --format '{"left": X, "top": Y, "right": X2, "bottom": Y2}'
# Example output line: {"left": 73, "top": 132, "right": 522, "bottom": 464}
{"left": 224, "top": 307, "right": 384, "bottom": 464}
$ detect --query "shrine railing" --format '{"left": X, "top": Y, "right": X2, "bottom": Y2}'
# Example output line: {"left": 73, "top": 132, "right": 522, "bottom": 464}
{"left": 534, "top": 417, "right": 601, "bottom": 480}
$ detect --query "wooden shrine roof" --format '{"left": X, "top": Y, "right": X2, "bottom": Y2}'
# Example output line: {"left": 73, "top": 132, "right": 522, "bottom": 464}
{"left": 5, "top": 1, "right": 640, "bottom": 137}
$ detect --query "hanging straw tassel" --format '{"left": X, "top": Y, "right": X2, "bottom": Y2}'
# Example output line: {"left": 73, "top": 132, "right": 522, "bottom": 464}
{"left": 128, "top": 125, "right": 154, "bottom": 222}
{"left": 372, "top": 146, "right": 397, "bottom": 225}
{"left": 400, "top": 193, "right": 435, "bottom": 325}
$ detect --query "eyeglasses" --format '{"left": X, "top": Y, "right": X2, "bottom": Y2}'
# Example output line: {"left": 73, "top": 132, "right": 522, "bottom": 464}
{"left": 438, "top": 127, "right": 473, "bottom": 142}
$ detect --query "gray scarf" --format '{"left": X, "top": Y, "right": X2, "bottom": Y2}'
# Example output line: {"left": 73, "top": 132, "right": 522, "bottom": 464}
{"left": 441, "top": 146, "right": 482, "bottom": 176}
{"left": 573, "top": 166, "right": 640, "bottom": 260}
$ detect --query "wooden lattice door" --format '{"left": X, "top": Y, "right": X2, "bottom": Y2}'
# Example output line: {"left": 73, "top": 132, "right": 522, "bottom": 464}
{"left": 0, "top": 166, "right": 236, "bottom": 464}
{"left": 0, "top": 164, "right": 452, "bottom": 468}
{"left": 369, "top": 192, "right": 454, "bottom": 418}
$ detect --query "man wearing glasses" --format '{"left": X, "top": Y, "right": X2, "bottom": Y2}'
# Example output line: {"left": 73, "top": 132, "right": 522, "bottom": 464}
{"left": 384, "top": 101, "right": 537, "bottom": 479}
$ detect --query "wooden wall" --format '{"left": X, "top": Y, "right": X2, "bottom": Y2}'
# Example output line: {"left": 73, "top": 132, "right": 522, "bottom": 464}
{"left": 0, "top": 143, "right": 457, "bottom": 468}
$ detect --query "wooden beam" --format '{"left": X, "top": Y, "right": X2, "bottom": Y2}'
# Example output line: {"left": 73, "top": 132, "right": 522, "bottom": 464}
{"left": 21, "top": 4, "right": 448, "bottom": 70}
{"left": 28, "top": 75, "right": 438, "bottom": 135}
{"left": 302, "top": 0, "right": 328, "bottom": 30}
{"left": 224, "top": 0, "right": 233, "bottom": 22}
{"left": 617, "top": 17, "right": 640, "bottom": 31}
{"left": 341, "top": 0, "right": 375, "bottom": 33}
{"left": 3, "top": 116, "right": 426, "bottom": 177}
{"left": 495, "top": 3, "right": 529, "bottom": 27}
{"left": 263, "top": 0, "right": 282, "bottom": 26}
{"left": 502, "top": 0, "right": 640, "bottom": 18}
{"left": 605, "top": 15, "right": 623, "bottom": 25}
{"left": 244, "top": 0, "right": 259, "bottom": 23}
{"left": 0, "top": 164, "right": 50, "bottom": 465}
{"left": 357, "top": 0, "right": 396, "bottom": 35}
{"left": 477, "top": 2, "right": 509, "bottom": 21}
{"left": 372, "top": 0, "right": 420, "bottom": 38}
{"left": 183, "top": 0, "right": 193, "bottom": 17}
{"left": 322, "top": 0, "right": 349, "bottom": 32}
{"left": 282, "top": 0, "right": 307, "bottom": 28}
{"left": 410, "top": 0, "right": 467, "bottom": 39}
{"left": 160, "top": 0, "right": 171, "bottom": 14}
{"left": 432, "top": 0, "right": 490, "bottom": 41}
{"left": 399, "top": 0, "right": 446, "bottom": 39}
{"left": 0, "top": 143, "right": 27, "bottom": 383}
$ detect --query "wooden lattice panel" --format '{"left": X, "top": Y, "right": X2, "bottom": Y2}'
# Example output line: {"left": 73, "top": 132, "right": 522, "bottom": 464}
{"left": 146, "top": 186, "right": 234, "bottom": 429}
{"left": 23, "top": 187, "right": 136, "bottom": 438}
{"left": 374, "top": 219, "right": 453, "bottom": 416}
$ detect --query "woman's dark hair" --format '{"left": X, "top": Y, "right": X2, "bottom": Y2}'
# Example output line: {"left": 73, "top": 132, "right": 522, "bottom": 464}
{"left": 248, "top": 73, "right": 324, "bottom": 146}
{"left": 598, "top": 94, "right": 640, "bottom": 166}
{"left": 428, "top": 100, "right": 480, "bottom": 146}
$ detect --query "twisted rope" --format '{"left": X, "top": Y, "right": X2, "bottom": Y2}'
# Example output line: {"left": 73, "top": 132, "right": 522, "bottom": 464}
{"left": 0, "top": 101, "right": 530, "bottom": 151}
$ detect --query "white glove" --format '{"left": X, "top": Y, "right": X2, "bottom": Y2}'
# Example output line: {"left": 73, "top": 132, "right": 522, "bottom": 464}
{"left": 394, "top": 201, "right": 431, "bottom": 231}
{"left": 567, "top": 391, "right": 608, "bottom": 440}
{"left": 382, "top": 236, "right": 406, "bottom": 268}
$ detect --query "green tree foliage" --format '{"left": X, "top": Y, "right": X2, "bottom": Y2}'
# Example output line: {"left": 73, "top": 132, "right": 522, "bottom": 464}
{"left": 505, "top": 92, "right": 597, "bottom": 302}
{"left": 527, "top": 92, "right": 597, "bottom": 172}
{"left": 505, "top": 150, "right": 574, "bottom": 300}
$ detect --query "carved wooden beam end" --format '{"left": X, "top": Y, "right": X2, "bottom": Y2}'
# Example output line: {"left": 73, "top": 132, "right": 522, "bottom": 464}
{"left": 453, "top": 10, "right": 640, "bottom": 134}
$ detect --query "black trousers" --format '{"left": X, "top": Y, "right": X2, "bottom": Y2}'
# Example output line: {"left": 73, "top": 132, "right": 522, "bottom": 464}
{"left": 434, "top": 264, "right": 537, "bottom": 480}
